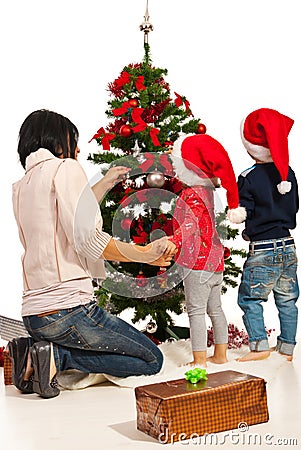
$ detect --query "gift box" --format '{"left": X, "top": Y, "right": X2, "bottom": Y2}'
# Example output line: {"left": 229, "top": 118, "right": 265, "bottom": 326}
{"left": 135, "top": 370, "right": 269, "bottom": 444}
{"left": 3, "top": 348, "right": 13, "bottom": 385}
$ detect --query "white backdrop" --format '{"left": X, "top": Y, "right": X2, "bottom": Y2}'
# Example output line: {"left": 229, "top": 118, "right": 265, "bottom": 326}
{"left": 1, "top": 0, "right": 300, "bottom": 321}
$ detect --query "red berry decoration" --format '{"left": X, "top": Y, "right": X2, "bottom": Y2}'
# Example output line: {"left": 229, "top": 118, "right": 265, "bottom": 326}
{"left": 120, "top": 217, "right": 133, "bottom": 230}
{"left": 196, "top": 123, "right": 207, "bottom": 134}
{"left": 128, "top": 98, "right": 139, "bottom": 108}
{"left": 136, "top": 270, "right": 148, "bottom": 287}
{"left": 120, "top": 124, "right": 133, "bottom": 137}
{"left": 224, "top": 247, "right": 231, "bottom": 259}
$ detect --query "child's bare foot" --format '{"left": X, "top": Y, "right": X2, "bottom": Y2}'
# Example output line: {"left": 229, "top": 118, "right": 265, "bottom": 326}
{"left": 279, "top": 352, "right": 293, "bottom": 362}
{"left": 185, "top": 360, "right": 207, "bottom": 368}
{"left": 270, "top": 346, "right": 293, "bottom": 361}
{"left": 207, "top": 355, "right": 228, "bottom": 364}
{"left": 208, "top": 344, "right": 228, "bottom": 364}
{"left": 236, "top": 350, "right": 270, "bottom": 362}
{"left": 184, "top": 350, "right": 207, "bottom": 367}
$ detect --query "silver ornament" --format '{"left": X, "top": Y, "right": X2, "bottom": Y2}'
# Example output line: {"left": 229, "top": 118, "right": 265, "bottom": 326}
{"left": 146, "top": 170, "right": 165, "bottom": 188}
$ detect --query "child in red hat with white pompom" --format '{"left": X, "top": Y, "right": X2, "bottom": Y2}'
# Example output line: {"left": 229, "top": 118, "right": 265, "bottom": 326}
{"left": 170, "top": 133, "right": 246, "bottom": 367}
{"left": 237, "top": 108, "right": 299, "bottom": 362}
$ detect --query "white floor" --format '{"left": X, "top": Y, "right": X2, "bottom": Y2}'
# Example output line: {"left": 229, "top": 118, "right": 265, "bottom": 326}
{"left": 1, "top": 303, "right": 301, "bottom": 450}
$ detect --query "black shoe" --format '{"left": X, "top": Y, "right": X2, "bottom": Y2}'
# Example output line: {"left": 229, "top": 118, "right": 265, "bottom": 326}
{"left": 30, "top": 341, "right": 60, "bottom": 399}
{"left": 7, "top": 337, "right": 34, "bottom": 394}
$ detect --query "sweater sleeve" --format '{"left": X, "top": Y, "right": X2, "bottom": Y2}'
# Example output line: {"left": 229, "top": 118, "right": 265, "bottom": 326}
{"left": 54, "top": 159, "right": 111, "bottom": 261}
{"left": 237, "top": 174, "right": 255, "bottom": 220}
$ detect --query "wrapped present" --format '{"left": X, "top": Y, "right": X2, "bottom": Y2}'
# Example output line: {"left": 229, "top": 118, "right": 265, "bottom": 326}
{"left": 135, "top": 370, "right": 269, "bottom": 444}
{"left": 3, "top": 348, "right": 13, "bottom": 385}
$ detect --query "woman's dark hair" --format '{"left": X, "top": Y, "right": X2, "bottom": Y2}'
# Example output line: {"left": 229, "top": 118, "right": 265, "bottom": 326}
{"left": 17, "top": 109, "right": 79, "bottom": 168}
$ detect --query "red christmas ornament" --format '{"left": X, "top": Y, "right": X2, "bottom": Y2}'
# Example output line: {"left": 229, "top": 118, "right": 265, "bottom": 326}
{"left": 224, "top": 247, "right": 231, "bottom": 259}
{"left": 196, "top": 123, "right": 207, "bottom": 134}
{"left": 120, "top": 124, "right": 133, "bottom": 137}
{"left": 136, "top": 270, "right": 148, "bottom": 287}
{"left": 120, "top": 217, "right": 133, "bottom": 230}
{"left": 128, "top": 98, "right": 139, "bottom": 108}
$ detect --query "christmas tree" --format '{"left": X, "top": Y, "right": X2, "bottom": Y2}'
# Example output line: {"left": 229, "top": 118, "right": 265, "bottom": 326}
{"left": 88, "top": 4, "right": 246, "bottom": 339}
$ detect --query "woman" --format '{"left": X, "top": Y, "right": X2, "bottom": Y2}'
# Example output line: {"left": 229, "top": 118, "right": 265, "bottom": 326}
{"left": 9, "top": 109, "right": 175, "bottom": 398}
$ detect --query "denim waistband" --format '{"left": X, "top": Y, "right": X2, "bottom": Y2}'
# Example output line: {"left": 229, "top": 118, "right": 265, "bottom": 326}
{"left": 249, "top": 237, "right": 294, "bottom": 252}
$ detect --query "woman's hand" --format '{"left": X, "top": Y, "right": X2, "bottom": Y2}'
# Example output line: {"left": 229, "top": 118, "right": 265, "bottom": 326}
{"left": 101, "top": 166, "right": 131, "bottom": 190}
{"left": 92, "top": 166, "right": 130, "bottom": 202}
{"left": 144, "top": 237, "right": 177, "bottom": 267}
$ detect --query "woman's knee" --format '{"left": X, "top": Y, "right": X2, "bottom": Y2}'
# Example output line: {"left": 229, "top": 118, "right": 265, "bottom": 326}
{"left": 149, "top": 347, "right": 163, "bottom": 374}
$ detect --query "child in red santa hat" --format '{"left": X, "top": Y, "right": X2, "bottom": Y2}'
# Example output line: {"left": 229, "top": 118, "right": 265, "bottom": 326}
{"left": 171, "top": 133, "right": 246, "bottom": 367}
{"left": 237, "top": 108, "right": 299, "bottom": 362}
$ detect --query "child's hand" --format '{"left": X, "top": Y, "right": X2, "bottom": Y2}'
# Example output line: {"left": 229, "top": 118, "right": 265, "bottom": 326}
{"left": 163, "top": 237, "right": 177, "bottom": 257}
{"left": 143, "top": 237, "right": 176, "bottom": 266}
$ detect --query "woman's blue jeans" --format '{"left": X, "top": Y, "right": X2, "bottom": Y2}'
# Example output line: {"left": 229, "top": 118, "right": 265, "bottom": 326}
{"left": 23, "top": 302, "right": 163, "bottom": 377}
{"left": 238, "top": 243, "right": 299, "bottom": 355}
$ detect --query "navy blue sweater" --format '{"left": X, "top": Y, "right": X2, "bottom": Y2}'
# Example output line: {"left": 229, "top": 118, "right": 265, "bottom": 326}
{"left": 238, "top": 163, "right": 299, "bottom": 241}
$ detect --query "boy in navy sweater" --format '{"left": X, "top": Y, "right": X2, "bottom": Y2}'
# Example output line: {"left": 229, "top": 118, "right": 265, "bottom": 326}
{"left": 237, "top": 108, "right": 299, "bottom": 361}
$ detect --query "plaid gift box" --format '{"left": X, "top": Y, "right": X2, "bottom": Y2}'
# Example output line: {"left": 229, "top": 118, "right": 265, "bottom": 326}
{"left": 135, "top": 370, "right": 269, "bottom": 444}
{"left": 3, "top": 348, "right": 13, "bottom": 385}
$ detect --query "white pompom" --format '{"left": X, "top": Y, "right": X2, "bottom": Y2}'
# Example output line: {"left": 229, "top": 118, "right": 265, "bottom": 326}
{"left": 277, "top": 181, "right": 291, "bottom": 194}
{"left": 227, "top": 206, "right": 247, "bottom": 224}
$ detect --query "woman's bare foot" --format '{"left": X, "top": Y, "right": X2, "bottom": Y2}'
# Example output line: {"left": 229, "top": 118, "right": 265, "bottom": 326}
{"left": 236, "top": 350, "right": 270, "bottom": 362}
{"left": 207, "top": 355, "right": 228, "bottom": 364}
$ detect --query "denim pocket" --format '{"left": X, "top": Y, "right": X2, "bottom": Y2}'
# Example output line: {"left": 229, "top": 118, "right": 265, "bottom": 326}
{"left": 23, "top": 310, "right": 91, "bottom": 349}
{"left": 249, "top": 267, "right": 276, "bottom": 298}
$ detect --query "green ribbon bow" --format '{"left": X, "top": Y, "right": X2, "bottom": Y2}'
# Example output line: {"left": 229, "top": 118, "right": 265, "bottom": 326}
{"left": 185, "top": 368, "right": 208, "bottom": 384}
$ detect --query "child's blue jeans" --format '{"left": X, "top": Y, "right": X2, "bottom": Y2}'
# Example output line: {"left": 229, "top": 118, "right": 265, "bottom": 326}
{"left": 238, "top": 240, "right": 299, "bottom": 355}
{"left": 23, "top": 302, "right": 163, "bottom": 377}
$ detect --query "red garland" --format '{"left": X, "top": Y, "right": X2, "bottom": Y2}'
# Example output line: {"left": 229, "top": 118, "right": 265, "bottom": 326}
{"left": 142, "top": 99, "right": 170, "bottom": 123}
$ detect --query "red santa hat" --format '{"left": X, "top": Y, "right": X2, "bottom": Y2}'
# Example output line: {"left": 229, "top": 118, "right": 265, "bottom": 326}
{"left": 241, "top": 108, "right": 294, "bottom": 194}
{"left": 171, "top": 134, "right": 246, "bottom": 224}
